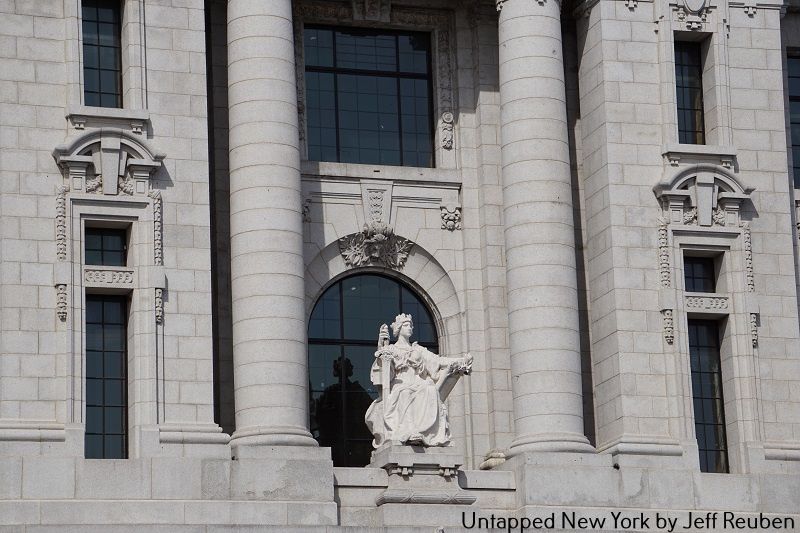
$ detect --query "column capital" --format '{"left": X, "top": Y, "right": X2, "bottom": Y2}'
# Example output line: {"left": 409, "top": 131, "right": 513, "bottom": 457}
{"left": 496, "top": 0, "right": 561, "bottom": 11}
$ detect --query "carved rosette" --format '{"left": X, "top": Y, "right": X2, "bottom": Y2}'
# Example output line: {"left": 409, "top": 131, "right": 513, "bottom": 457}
{"left": 440, "top": 111, "right": 454, "bottom": 150}
{"left": 750, "top": 313, "right": 758, "bottom": 348}
{"left": 441, "top": 205, "right": 462, "bottom": 231}
{"left": 338, "top": 221, "right": 414, "bottom": 269}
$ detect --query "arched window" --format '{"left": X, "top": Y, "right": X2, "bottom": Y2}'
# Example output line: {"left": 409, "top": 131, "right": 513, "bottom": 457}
{"left": 308, "top": 274, "right": 438, "bottom": 466}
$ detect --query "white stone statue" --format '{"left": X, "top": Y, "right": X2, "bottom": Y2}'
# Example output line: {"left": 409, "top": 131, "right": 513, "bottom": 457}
{"left": 365, "top": 313, "right": 472, "bottom": 448}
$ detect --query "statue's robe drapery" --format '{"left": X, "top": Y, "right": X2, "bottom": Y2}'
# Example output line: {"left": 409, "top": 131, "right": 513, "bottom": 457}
{"left": 365, "top": 342, "right": 450, "bottom": 447}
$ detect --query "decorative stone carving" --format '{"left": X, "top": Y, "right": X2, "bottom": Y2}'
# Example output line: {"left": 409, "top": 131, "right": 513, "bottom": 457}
{"left": 155, "top": 288, "right": 164, "bottom": 324}
{"left": 53, "top": 129, "right": 164, "bottom": 197}
{"left": 85, "top": 176, "right": 102, "bottom": 194}
{"left": 658, "top": 219, "right": 671, "bottom": 288}
{"left": 118, "top": 176, "right": 134, "bottom": 196}
{"left": 441, "top": 205, "right": 462, "bottom": 231}
{"left": 685, "top": 295, "right": 730, "bottom": 311}
{"left": 365, "top": 314, "right": 472, "bottom": 448}
{"left": 440, "top": 111, "right": 454, "bottom": 150}
{"left": 338, "top": 222, "right": 413, "bottom": 269}
{"left": 742, "top": 222, "right": 754, "bottom": 292}
{"left": 56, "top": 284, "right": 67, "bottom": 322}
{"left": 302, "top": 197, "right": 313, "bottom": 223}
{"left": 742, "top": 222, "right": 758, "bottom": 347}
{"left": 84, "top": 269, "right": 135, "bottom": 285}
{"left": 674, "top": 0, "right": 709, "bottom": 29}
{"left": 743, "top": 3, "right": 756, "bottom": 16}
{"left": 625, "top": 0, "right": 638, "bottom": 10}
{"left": 149, "top": 190, "right": 164, "bottom": 324}
{"left": 654, "top": 165, "right": 752, "bottom": 227}
{"left": 479, "top": 450, "right": 507, "bottom": 470}
{"left": 55, "top": 185, "right": 68, "bottom": 261}
{"left": 150, "top": 190, "right": 163, "bottom": 267}
{"left": 712, "top": 206, "right": 726, "bottom": 226}
{"left": 662, "top": 309, "right": 675, "bottom": 344}
{"left": 368, "top": 190, "right": 385, "bottom": 223}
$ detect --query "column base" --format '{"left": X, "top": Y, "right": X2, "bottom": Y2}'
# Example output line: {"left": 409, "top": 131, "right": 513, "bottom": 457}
{"left": 507, "top": 432, "right": 596, "bottom": 456}
{"left": 229, "top": 425, "right": 319, "bottom": 453}
{"left": 230, "top": 444, "right": 335, "bottom": 503}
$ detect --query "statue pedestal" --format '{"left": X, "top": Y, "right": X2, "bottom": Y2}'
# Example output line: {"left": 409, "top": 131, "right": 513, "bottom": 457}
{"left": 369, "top": 443, "right": 476, "bottom": 505}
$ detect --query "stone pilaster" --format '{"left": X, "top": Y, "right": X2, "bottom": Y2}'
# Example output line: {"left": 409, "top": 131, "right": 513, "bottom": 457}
{"left": 226, "top": 0, "right": 317, "bottom": 450}
{"left": 497, "top": 0, "right": 593, "bottom": 454}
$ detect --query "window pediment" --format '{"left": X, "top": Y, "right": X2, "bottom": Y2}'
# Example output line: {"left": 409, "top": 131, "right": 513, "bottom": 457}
{"left": 52, "top": 128, "right": 165, "bottom": 196}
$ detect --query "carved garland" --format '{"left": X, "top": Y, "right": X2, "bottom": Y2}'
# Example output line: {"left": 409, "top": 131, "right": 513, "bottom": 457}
{"left": 149, "top": 190, "right": 164, "bottom": 324}
{"left": 658, "top": 218, "right": 674, "bottom": 344}
{"left": 55, "top": 185, "right": 69, "bottom": 321}
{"left": 742, "top": 222, "right": 757, "bottom": 347}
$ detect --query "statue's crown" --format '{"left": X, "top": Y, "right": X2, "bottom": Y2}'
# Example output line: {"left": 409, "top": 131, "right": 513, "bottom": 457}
{"left": 390, "top": 313, "right": 413, "bottom": 337}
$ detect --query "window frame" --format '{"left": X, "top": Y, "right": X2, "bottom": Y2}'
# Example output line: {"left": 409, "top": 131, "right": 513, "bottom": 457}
{"left": 303, "top": 24, "right": 436, "bottom": 168}
{"left": 786, "top": 49, "right": 800, "bottom": 188}
{"left": 84, "top": 226, "right": 129, "bottom": 267}
{"left": 81, "top": 0, "right": 124, "bottom": 109}
{"left": 84, "top": 293, "right": 130, "bottom": 459}
{"left": 687, "top": 319, "right": 730, "bottom": 473}
{"left": 674, "top": 40, "right": 706, "bottom": 145}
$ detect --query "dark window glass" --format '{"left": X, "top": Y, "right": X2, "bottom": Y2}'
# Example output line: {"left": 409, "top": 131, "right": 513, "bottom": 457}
{"left": 688, "top": 320, "right": 728, "bottom": 473}
{"left": 787, "top": 53, "right": 800, "bottom": 187}
{"left": 85, "top": 228, "right": 127, "bottom": 266}
{"left": 308, "top": 274, "right": 438, "bottom": 466}
{"left": 82, "top": 0, "right": 122, "bottom": 108}
{"left": 675, "top": 41, "right": 705, "bottom": 144}
{"left": 305, "top": 26, "right": 433, "bottom": 167}
{"left": 85, "top": 295, "right": 128, "bottom": 459}
{"left": 684, "top": 256, "right": 716, "bottom": 293}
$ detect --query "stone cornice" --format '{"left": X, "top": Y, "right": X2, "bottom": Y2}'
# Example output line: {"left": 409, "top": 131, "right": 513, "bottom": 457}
{"left": 496, "top": 0, "right": 562, "bottom": 11}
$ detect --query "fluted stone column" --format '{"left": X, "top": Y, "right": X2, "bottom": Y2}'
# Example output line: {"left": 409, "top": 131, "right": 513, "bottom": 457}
{"left": 227, "top": 0, "right": 316, "bottom": 449}
{"left": 498, "top": 0, "right": 593, "bottom": 455}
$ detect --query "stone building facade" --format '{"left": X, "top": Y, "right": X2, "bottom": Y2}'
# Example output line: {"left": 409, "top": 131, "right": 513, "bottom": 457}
{"left": 1, "top": 0, "right": 800, "bottom": 530}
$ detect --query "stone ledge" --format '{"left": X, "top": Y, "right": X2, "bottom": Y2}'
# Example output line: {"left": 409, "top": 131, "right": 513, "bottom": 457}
{"left": 457, "top": 470, "right": 516, "bottom": 490}
{"left": 301, "top": 160, "right": 461, "bottom": 185}
{"left": 66, "top": 105, "right": 150, "bottom": 134}
{"left": 334, "top": 467, "right": 388, "bottom": 487}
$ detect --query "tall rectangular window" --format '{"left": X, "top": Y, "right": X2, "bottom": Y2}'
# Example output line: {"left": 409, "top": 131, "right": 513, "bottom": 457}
{"left": 684, "top": 256, "right": 716, "bottom": 292}
{"left": 304, "top": 26, "right": 433, "bottom": 167}
{"left": 675, "top": 41, "right": 705, "bottom": 145}
{"left": 82, "top": 0, "right": 122, "bottom": 108}
{"left": 85, "top": 295, "right": 128, "bottom": 459}
{"left": 688, "top": 320, "right": 729, "bottom": 473}
{"left": 787, "top": 52, "right": 800, "bottom": 187}
{"left": 85, "top": 228, "right": 127, "bottom": 267}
